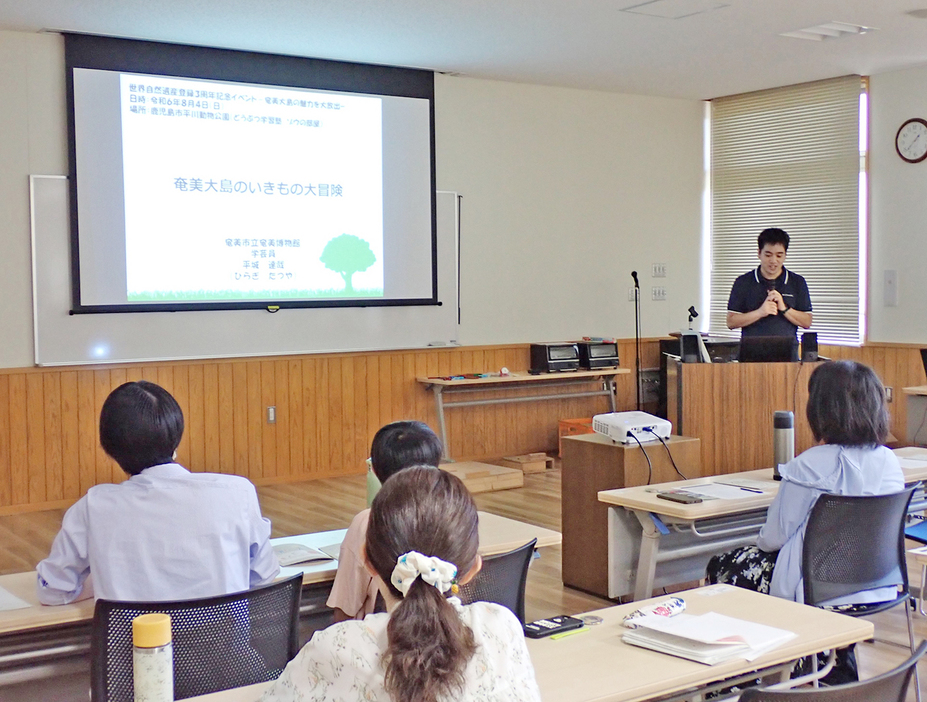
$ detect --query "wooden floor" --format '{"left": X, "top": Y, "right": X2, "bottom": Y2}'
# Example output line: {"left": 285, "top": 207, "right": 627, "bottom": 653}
{"left": 2, "top": 468, "right": 926, "bottom": 699}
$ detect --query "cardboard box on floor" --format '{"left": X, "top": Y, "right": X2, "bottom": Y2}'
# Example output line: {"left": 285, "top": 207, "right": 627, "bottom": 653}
{"left": 441, "top": 462, "right": 524, "bottom": 493}
{"left": 500, "top": 452, "right": 554, "bottom": 474}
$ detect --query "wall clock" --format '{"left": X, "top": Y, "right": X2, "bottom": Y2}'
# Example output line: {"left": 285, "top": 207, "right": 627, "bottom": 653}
{"left": 896, "top": 118, "right": 927, "bottom": 163}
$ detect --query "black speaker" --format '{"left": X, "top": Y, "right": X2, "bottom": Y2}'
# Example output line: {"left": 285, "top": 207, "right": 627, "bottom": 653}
{"left": 801, "top": 332, "right": 818, "bottom": 362}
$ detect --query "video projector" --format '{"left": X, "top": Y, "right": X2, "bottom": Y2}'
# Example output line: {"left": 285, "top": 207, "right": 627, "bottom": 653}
{"left": 592, "top": 411, "right": 672, "bottom": 444}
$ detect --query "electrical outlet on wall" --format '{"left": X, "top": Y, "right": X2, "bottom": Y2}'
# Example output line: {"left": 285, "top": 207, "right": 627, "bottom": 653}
{"left": 652, "top": 263, "right": 667, "bottom": 278}
{"left": 628, "top": 287, "right": 638, "bottom": 301}
{"left": 651, "top": 286, "right": 666, "bottom": 301}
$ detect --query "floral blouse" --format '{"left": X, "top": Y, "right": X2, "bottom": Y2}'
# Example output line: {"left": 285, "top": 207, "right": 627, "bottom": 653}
{"left": 260, "top": 600, "right": 542, "bottom": 702}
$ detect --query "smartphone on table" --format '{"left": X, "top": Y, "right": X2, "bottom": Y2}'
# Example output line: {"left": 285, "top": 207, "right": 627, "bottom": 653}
{"left": 524, "top": 615, "right": 585, "bottom": 638}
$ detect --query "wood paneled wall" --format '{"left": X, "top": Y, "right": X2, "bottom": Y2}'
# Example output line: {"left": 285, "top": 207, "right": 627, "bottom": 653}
{"left": 820, "top": 343, "right": 927, "bottom": 440}
{"left": 3, "top": 339, "right": 916, "bottom": 515}
{"left": 673, "top": 343, "right": 927, "bottom": 476}
{"left": 0, "top": 340, "right": 661, "bottom": 514}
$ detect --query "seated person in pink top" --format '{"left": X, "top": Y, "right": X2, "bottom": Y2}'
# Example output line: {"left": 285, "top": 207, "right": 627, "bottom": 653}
{"left": 327, "top": 420, "right": 442, "bottom": 621}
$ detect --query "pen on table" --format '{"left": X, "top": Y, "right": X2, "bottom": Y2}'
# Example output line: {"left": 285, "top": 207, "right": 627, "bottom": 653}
{"left": 717, "top": 482, "right": 765, "bottom": 494}
{"left": 550, "top": 627, "right": 589, "bottom": 641}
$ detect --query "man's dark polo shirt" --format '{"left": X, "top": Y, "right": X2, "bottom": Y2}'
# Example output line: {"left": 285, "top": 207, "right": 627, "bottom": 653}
{"left": 727, "top": 267, "right": 812, "bottom": 339}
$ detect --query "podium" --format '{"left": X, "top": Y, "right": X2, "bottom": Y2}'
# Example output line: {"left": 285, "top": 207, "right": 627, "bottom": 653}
{"left": 561, "top": 433, "right": 700, "bottom": 598}
{"left": 667, "top": 357, "right": 820, "bottom": 476}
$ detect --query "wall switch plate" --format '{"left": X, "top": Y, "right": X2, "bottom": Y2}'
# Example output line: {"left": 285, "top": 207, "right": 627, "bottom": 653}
{"left": 884, "top": 270, "right": 898, "bottom": 307}
{"left": 885, "top": 387, "right": 893, "bottom": 403}
{"left": 651, "top": 286, "right": 667, "bottom": 301}
{"left": 628, "top": 287, "right": 637, "bottom": 301}
{"left": 267, "top": 406, "right": 276, "bottom": 424}
{"left": 652, "top": 263, "right": 667, "bottom": 278}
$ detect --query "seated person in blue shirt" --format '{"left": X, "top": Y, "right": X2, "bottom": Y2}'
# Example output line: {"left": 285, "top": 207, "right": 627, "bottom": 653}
{"left": 36, "top": 380, "right": 280, "bottom": 604}
{"left": 707, "top": 360, "right": 903, "bottom": 682}
{"left": 727, "top": 228, "right": 813, "bottom": 351}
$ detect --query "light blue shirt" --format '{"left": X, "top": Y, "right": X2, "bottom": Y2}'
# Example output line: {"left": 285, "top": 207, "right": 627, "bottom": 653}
{"left": 36, "top": 463, "right": 280, "bottom": 604}
{"left": 757, "top": 444, "right": 905, "bottom": 604}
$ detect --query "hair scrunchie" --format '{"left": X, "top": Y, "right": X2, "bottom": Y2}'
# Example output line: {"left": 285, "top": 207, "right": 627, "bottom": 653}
{"left": 391, "top": 551, "right": 458, "bottom": 597}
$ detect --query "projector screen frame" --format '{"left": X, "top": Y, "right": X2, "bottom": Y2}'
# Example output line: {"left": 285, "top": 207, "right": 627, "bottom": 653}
{"left": 64, "top": 32, "right": 438, "bottom": 314}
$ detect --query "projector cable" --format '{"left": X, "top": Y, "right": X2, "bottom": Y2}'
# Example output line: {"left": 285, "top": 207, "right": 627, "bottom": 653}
{"left": 645, "top": 428, "right": 688, "bottom": 480}
{"left": 792, "top": 359, "right": 804, "bottom": 418}
{"left": 628, "top": 433, "right": 653, "bottom": 485}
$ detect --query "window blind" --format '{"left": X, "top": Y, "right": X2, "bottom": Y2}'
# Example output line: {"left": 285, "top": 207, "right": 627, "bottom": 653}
{"left": 709, "top": 75, "right": 864, "bottom": 344}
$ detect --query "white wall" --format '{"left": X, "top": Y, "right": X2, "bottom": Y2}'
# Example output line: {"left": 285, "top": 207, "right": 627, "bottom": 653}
{"left": 0, "top": 30, "right": 705, "bottom": 368}
{"left": 0, "top": 31, "right": 66, "bottom": 369}
{"left": 436, "top": 75, "right": 704, "bottom": 344}
{"left": 869, "top": 66, "right": 927, "bottom": 343}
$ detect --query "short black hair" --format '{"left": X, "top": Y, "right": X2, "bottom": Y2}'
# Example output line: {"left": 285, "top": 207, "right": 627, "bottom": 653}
{"left": 806, "top": 361, "right": 889, "bottom": 448}
{"left": 370, "top": 421, "right": 442, "bottom": 483}
{"left": 99, "top": 381, "right": 185, "bottom": 476}
{"left": 758, "top": 228, "right": 790, "bottom": 252}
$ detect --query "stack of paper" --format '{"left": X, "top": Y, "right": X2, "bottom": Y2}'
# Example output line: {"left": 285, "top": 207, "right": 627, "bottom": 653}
{"left": 0, "top": 585, "right": 31, "bottom": 612}
{"left": 622, "top": 612, "right": 796, "bottom": 665}
{"left": 272, "top": 543, "right": 334, "bottom": 567}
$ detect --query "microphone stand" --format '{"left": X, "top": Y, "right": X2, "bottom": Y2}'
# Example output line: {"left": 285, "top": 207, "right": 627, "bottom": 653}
{"left": 631, "top": 271, "right": 642, "bottom": 411}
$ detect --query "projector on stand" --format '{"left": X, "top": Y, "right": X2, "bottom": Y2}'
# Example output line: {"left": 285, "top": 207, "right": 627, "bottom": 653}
{"left": 593, "top": 411, "right": 672, "bottom": 444}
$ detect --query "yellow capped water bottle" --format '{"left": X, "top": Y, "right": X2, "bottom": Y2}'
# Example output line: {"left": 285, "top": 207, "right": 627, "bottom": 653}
{"left": 132, "top": 613, "right": 173, "bottom": 702}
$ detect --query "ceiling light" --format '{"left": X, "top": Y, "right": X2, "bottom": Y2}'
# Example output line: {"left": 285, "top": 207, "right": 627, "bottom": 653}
{"left": 780, "top": 21, "right": 876, "bottom": 41}
{"left": 620, "top": 0, "right": 729, "bottom": 20}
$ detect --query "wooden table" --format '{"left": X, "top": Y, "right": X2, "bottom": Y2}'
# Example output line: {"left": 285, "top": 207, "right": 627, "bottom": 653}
{"left": 600, "top": 468, "right": 779, "bottom": 601}
{"left": 184, "top": 585, "right": 874, "bottom": 702}
{"left": 417, "top": 369, "right": 628, "bottom": 459}
{"left": 598, "top": 452, "right": 927, "bottom": 601}
{"left": 0, "top": 511, "right": 560, "bottom": 688}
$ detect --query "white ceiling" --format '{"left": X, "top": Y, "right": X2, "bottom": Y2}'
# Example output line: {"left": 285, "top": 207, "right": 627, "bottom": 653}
{"left": 2, "top": 0, "right": 927, "bottom": 100}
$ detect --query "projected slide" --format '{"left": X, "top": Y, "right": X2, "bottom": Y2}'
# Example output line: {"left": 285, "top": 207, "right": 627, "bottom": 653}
{"left": 119, "top": 74, "right": 384, "bottom": 302}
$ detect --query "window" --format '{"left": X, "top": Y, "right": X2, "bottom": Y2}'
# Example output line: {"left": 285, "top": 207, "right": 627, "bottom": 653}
{"left": 708, "top": 75, "right": 866, "bottom": 344}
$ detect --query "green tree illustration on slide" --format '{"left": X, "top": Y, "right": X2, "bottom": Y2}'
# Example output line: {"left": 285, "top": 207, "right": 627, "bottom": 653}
{"left": 320, "top": 234, "right": 377, "bottom": 294}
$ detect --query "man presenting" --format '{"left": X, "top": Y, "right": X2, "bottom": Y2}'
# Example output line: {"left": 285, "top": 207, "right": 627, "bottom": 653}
{"left": 727, "top": 228, "right": 812, "bottom": 340}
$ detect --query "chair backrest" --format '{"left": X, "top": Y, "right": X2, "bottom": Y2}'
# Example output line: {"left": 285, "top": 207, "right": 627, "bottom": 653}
{"left": 739, "top": 640, "right": 927, "bottom": 702}
{"left": 802, "top": 487, "right": 915, "bottom": 606}
{"left": 458, "top": 538, "right": 536, "bottom": 624}
{"left": 91, "top": 574, "right": 302, "bottom": 702}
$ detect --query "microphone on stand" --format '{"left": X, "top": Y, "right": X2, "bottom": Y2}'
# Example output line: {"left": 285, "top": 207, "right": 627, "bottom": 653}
{"left": 631, "top": 271, "right": 642, "bottom": 410}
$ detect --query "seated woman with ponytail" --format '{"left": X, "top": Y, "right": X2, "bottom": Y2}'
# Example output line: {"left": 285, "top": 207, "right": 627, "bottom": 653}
{"left": 260, "top": 465, "right": 541, "bottom": 702}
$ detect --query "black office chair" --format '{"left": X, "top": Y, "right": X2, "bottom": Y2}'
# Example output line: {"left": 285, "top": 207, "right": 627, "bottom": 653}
{"left": 801, "top": 488, "right": 919, "bottom": 700}
{"left": 458, "top": 538, "right": 536, "bottom": 624}
{"left": 91, "top": 574, "right": 302, "bottom": 702}
{"left": 739, "top": 640, "right": 927, "bottom": 701}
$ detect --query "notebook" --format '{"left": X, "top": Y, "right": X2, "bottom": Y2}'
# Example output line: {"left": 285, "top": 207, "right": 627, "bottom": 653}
{"left": 0, "top": 585, "right": 31, "bottom": 612}
{"left": 622, "top": 612, "right": 796, "bottom": 665}
{"left": 272, "top": 543, "right": 335, "bottom": 567}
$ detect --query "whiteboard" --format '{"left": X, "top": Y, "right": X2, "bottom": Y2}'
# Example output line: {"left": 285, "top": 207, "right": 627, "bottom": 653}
{"left": 31, "top": 175, "right": 459, "bottom": 366}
